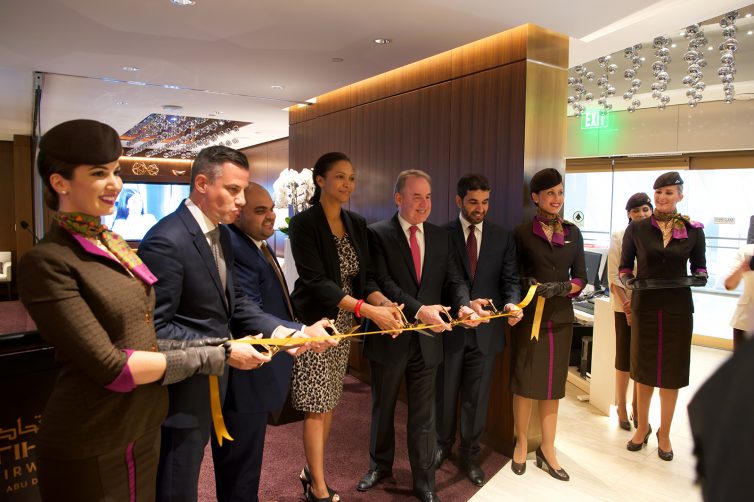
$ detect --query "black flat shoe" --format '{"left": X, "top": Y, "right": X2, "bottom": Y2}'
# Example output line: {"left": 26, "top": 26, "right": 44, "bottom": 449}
{"left": 626, "top": 425, "right": 652, "bottom": 452}
{"left": 511, "top": 459, "right": 526, "bottom": 475}
{"left": 656, "top": 432, "right": 674, "bottom": 461}
{"left": 535, "top": 447, "right": 569, "bottom": 481}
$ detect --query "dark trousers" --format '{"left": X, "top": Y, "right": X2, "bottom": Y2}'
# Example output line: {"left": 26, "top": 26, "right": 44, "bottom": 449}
{"left": 156, "top": 425, "right": 210, "bottom": 502}
{"left": 369, "top": 334, "right": 438, "bottom": 493}
{"left": 38, "top": 427, "right": 160, "bottom": 502}
{"left": 435, "top": 332, "right": 496, "bottom": 460}
{"left": 211, "top": 410, "right": 268, "bottom": 502}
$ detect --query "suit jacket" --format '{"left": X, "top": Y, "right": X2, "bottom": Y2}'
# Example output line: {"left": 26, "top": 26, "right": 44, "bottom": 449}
{"left": 226, "top": 223, "right": 293, "bottom": 413}
{"left": 366, "top": 214, "right": 470, "bottom": 367}
{"left": 137, "top": 202, "right": 299, "bottom": 428}
{"left": 19, "top": 223, "right": 167, "bottom": 459}
{"left": 443, "top": 218, "right": 519, "bottom": 355}
{"left": 289, "top": 204, "right": 379, "bottom": 323}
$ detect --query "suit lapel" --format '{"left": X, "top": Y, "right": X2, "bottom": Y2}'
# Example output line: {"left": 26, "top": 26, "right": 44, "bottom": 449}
{"left": 178, "top": 205, "right": 227, "bottom": 309}
{"left": 449, "top": 219, "right": 471, "bottom": 280}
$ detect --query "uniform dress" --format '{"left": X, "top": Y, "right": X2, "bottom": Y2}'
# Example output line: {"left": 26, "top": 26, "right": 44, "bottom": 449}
{"left": 511, "top": 217, "right": 587, "bottom": 400}
{"left": 620, "top": 215, "right": 706, "bottom": 389}
{"left": 291, "top": 234, "right": 358, "bottom": 412}
{"left": 18, "top": 223, "right": 167, "bottom": 501}
{"left": 608, "top": 228, "right": 632, "bottom": 371}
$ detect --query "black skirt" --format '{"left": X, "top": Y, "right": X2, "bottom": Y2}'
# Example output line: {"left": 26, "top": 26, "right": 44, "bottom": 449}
{"left": 614, "top": 312, "right": 631, "bottom": 372}
{"left": 630, "top": 308, "right": 693, "bottom": 389}
{"left": 511, "top": 319, "right": 573, "bottom": 400}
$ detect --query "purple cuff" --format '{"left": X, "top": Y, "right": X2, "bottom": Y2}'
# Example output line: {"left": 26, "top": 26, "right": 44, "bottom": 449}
{"left": 105, "top": 349, "right": 137, "bottom": 393}
{"left": 619, "top": 267, "right": 633, "bottom": 275}
{"left": 693, "top": 268, "right": 708, "bottom": 274}
{"left": 567, "top": 278, "right": 585, "bottom": 298}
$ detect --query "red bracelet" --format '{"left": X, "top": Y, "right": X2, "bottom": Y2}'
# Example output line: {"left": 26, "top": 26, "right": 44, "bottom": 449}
{"left": 354, "top": 299, "right": 365, "bottom": 318}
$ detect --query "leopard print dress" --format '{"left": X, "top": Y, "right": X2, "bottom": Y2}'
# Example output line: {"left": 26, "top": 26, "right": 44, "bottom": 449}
{"left": 291, "top": 233, "right": 359, "bottom": 413}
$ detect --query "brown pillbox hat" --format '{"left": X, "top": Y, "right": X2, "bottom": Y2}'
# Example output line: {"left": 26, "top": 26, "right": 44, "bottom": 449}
{"left": 39, "top": 119, "right": 122, "bottom": 166}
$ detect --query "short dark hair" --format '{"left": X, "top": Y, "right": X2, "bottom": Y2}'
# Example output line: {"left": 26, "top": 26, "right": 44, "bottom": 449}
{"left": 456, "top": 174, "right": 491, "bottom": 199}
{"left": 37, "top": 151, "right": 78, "bottom": 210}
{"left": 190, "top": 146, "right": 249, "bottom": 191}
{"left": 114, "top": 188, "right": 143, "bottom": 221}
{"left": 394, "top": 169, "right": 431, "bottom": 195}
{"left": 310, "top": 152, "right": 351, "bottom": 205}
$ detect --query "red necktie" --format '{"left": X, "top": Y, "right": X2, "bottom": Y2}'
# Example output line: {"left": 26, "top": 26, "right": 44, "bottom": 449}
{"left": 467, "top": 224, "right": 477, "bottom": 281}
{"left": 409, "top": 225, "right": 421, "bottom": 283}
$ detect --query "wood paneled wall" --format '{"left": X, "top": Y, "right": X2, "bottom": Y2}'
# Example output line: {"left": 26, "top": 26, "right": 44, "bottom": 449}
{"left": 288, "top": 24, "right": 569, "bottom": 456}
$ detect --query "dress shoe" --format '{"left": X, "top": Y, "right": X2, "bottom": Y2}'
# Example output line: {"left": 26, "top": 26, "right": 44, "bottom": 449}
{"left": 434, "top": 445, "right": 450, "bottom": 468}
{"left": 534, "top": 447, "right": 569, "bottom": 481}
{"left": 460, "top": 459, "right": 485, "bottom": 486}
{"left": 414, "top": 490, "right": 441, "bottom": 502}
{"left": 356, "top": 469, "right": 391, "bottom": 492}
{"left": 626, "top": 424, "right": 652, "bottom": 452}
{"left": 656, "top": 432, "right": 674, "bottom": 461}
{"left": 510, "top": 459, "right": 526, "bottom": 475}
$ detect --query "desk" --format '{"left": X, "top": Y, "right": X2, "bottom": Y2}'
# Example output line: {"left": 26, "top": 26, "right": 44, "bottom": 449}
{"left": 588, "top": 297, "right": 617, "bottom": 416}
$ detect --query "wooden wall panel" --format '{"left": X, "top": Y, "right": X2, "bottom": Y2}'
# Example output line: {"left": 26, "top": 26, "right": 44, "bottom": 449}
{"left": 0, "top": 142, "right": 15, "bottom": 259}
{"left": 13, "top": 136, "right": 34, "bottom": 264}
{"left": 450, "top": 25, "right": 528, "bottom": 78}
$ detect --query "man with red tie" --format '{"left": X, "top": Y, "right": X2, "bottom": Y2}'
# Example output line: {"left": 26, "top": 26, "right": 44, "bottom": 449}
{"left": 359, "top": 170, "right": 480, "bottom": 502}
{"left": 435, "top": 174, "right": 522, "bottom": 486}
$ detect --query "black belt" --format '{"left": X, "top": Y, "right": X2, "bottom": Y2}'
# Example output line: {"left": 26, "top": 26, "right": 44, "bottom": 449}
{"left": 626, "top": 276, "right": 706, "bottom": 290}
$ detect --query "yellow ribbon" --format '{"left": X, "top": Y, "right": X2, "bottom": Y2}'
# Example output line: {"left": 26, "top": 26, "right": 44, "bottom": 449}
{"left": 208, "top": 285, "right": 538, "bottom": 444}
{"left": 530, "top": 296, "right": 546, "bottom": 341}
{"left": 209, "top": 375, "right": 233, "bottom": 446}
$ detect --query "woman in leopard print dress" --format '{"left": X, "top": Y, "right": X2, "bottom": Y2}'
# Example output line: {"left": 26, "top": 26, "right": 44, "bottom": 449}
{"left": 288, "top": 152, "right": 402, "bottom": 502}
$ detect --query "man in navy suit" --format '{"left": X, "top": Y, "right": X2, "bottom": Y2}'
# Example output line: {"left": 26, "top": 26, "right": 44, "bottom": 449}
{"left": 359, "top": 170, "right": 482, "bottom": 502}
{"left": 138, "top": 146, "right": 332, "bottom": 502}
{"left": 435, "top": 174, "right": 522, "bottom": 486}
{"left": 212, "top": 182, "right": 297, "bottom": 502}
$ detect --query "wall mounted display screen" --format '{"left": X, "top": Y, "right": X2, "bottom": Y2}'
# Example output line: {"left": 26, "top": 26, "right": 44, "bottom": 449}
{"left": 103, "top": 182, "right": 190, "bottom": 241}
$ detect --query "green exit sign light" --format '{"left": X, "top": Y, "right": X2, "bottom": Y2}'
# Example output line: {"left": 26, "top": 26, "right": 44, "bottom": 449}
{"left": 581, "top": 110, "right": 609, "bottom": 130}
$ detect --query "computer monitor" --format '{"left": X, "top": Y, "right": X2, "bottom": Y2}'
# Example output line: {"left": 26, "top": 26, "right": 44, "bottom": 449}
{"left": 583, "top": 250, "right": 604, "bottom": 291}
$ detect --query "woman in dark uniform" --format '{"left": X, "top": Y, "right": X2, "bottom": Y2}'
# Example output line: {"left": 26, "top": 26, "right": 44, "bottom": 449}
{"left": 510, "top": 168, "right": 586, "bottom": 481}
{"left": 288, "top": 152, "right": 402, "bottom": 502}
{"left": 607, "top": 193, "right": 652, "bottom": 430}
{"left": 620, "top": 171, "right": 706, "bottom": 461}
{"left": 18, "top": 120, "right": 228, "bottom": 501}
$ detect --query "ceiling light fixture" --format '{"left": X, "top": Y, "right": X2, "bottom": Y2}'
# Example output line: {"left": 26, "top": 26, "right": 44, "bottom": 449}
{"left": 374, "top": 38, "right": 392, "bottom": 44}
{"left": 331, "top": 57, "right": 344, "bottom": 63}
{"left": 271, "top": 85, "right": 285, "bottom": 90}
{"left": 170, "top": 0, "right": 196, "bottom": 6}
{"left": 162, "top": 104, "right": 183, "bottom": 111}
{"left": 115, "top": 101, "right": 128, "bottom": 105}
{"left": 746, "top": 13, "right": 752, "bottom": 17}
{"left": 122, "top": 66, "right": 140, "bottom": 72}
{"left": 748, "top": 30, "right": 753, "bottom": 35}
{"left": 708, "top": 46, "right": 714, "bottom": 50}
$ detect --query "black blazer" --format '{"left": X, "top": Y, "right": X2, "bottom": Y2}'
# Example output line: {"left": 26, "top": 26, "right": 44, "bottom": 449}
{"left": 226, "top": 223, "right": 294, "bottom": 413}
{"left": 366, "top": 214, "right": 470, "bottom": 367}
{"left": 137, "top": 202, "right": 299, "bottom": 428}
{"left": 513, "top": 219, "right": 587, "bottom": 326}
{"left": 443, "top": 218, "right": 520, "bottom": 355}
{"left": 289, "top": 204, "right": 379, "bottom": 324}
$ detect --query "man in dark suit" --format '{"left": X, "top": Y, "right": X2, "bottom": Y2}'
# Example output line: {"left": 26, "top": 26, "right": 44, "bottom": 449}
{"left": 210, "top": 182, "right": 297, "bottom": 502}
{"left": 435, "top": 174, "right": 522, "bottom": 486}
{"left": 138, "top": 146, "right": 332, "bottom": 502}
{"left": 358, "top": 169, "right": 481, "bottom": 502}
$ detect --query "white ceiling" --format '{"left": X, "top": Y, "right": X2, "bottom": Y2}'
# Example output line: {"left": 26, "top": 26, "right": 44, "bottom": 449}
{"left": 0, "top": 0, "right": 751, "bottom": 146}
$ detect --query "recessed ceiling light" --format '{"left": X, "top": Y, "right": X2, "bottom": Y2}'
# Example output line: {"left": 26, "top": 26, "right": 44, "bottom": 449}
{"left": 640, "top": 57, "right": 646, "bottom": 61}
{"left": 271, "top": 85, "right": 285, "bottom": 90}
{"left": 671, "top": 43, "right": 677, "bottom": 48}
{"left": 163, "top": 84, "right": 181, "bottom": 89}
{"left": 374, "top": 38, "right": 392, "bottom": 44}
{"left": 115, "top": 101, "right": 128, "bottom": 105}
{"left": 748, "top": 30, "right": 754, "bottom": 36}
{"left": 679, "top": 31, "right": 685, "bottom": 36}
{"left": 122, "top": 66, "right": 140, "bottom": 72}
{"left": 331, "top": 57, "right": 344, "bottom": 63}
{"left": 170, "top": 0, "right": 196, "bottom": 6}
{"left": 162, "top": 104, "right": 183, "bottom": 111}
{"left": 746, "top": 13, "right": 752, "bottom": 18}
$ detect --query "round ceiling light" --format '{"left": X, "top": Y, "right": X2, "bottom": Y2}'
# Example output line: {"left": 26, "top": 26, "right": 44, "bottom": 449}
{"left": 122, "top": 66, "right": 140, "bottom": 72}
{"left": 271, "top": 85, "right": 285, "bottom": 90}
{"left": 374, "top": 38, "right": 392, "bottom": 44}
{"left": 170, "top": 0, "right": 196, "bottom": 5}
{"left": 162, "top": 104, "right": 183, "bottom": 111}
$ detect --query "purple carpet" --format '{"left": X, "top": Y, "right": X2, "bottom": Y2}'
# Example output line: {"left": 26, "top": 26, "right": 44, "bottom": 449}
{"left": 199, "top": 374, "right": 508, "bottom": 501}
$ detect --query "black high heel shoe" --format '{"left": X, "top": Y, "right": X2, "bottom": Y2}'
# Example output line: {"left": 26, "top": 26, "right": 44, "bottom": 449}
{"left": 656, "top": 432, "right": 674, "bottom": 461}
{"left": 511, "top": 438, "right": 526, "bottom": 475}
{"left": 626, "top": 424, "right": 652, "bottom": 451}
{"left": 535, "top": 447, "right": 569, "bottom": 481}
{"left": 306, "top": 485, "right": 340, "bottom": 502}
{"left": 299, "top": 466, "right": 311, "bottom": 495}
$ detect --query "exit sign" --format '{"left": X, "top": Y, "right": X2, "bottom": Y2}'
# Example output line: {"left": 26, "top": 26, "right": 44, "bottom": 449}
{"left": 581, "top": 110, "right": 609, "bottom": 130}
